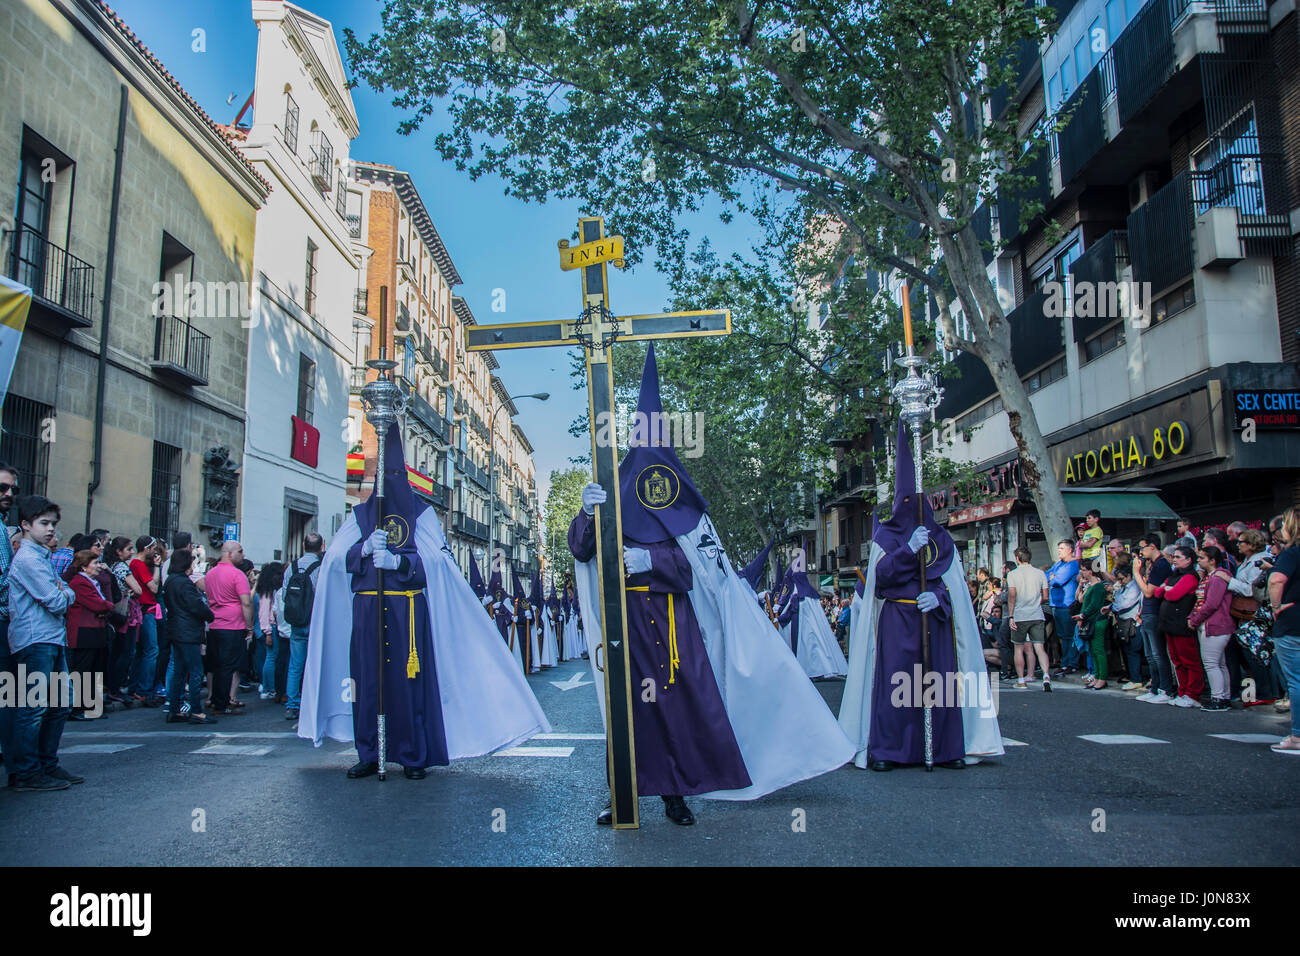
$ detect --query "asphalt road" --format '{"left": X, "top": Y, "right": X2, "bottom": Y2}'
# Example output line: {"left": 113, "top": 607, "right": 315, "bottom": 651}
{"left": 3, "top": 660, "right": 1297, "bottom": 866}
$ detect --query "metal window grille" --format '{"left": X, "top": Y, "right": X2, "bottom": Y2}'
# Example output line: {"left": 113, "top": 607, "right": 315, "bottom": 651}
{"left": 284, "top": 93, "right": 299, "bottom": 155}
{"left": 149, "top": 442, "right": 181, "bottom": 543}
{"left": 304, "top": 239, "right": 317, "bottom": 315}
{"left": 297, "top": 353, "right": 316, "bottom": 424}
{"left": 0, "top": 394, "right": 52, "bottom": 496}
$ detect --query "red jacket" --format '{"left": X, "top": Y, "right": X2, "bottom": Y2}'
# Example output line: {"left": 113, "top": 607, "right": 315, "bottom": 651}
{"left": 67, "top": 572, "right": 114, "bottom": 649}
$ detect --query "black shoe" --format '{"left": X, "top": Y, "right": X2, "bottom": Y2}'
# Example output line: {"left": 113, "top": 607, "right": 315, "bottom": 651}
{"left": 403, "top": 766, "right": 427, "bottom": 779}
{"left": 662, "top": 795, "right": 694, "bottom": 826}
{"left": 347, "top": 760, "right": 379, "bottom": 779}
{"left": 868, "top": 759, "right": 896, "bottom": 772}
{"left": 46, "top": 766, "right": 85, "bottom": 785}
{"left": 166, "top": 713, "right": 189, "bottom": 723}
{"left": 285, "top": 710, "right": 299, "bottom": 720}
{"left": 938, "top": 758, "right": 967, "bottom": 770}
{"left": 11, "top": 773, "right": 70, "bottom": 792}
{"left": 596, "top": 803, "right": 613, "bottom": 825}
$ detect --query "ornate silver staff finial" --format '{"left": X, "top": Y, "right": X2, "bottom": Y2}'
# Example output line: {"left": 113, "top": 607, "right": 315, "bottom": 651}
{"left": 890, "top": 354, "right": 942, "bottom": 430}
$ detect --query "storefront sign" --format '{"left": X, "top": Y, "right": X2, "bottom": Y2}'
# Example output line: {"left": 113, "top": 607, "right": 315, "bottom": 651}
{"left": 927, "top": 458, "right": 1028, "bottom": 512}
{"left": 1231, "top": 389, "right": 1300, "bottom": 429}
{"left": 948, "top": 497, "right": 1017, "bottom": 527}
{"left": 1050, "top": 389, "right": 1219, "bottom": 486}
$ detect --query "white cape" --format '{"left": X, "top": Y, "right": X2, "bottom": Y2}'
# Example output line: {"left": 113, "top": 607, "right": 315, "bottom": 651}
{"left": 540, "top": 615, "right": 559, "bottom": 667}
{"left": 795, "top": 596, "right": 849, "bottom": 679}
{"left": 838, "top": 542, "right": 1003, "bottom": 768}
{"left": 574, "top": 514, "right": 854, "bottom": 800}
{"left": 298, "top": 510, "right": 550, "bottom": 758}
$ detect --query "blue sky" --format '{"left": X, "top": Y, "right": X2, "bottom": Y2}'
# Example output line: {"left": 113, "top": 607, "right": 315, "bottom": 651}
{"left": 107, "top": 0, "right": 766, "bottom": 506}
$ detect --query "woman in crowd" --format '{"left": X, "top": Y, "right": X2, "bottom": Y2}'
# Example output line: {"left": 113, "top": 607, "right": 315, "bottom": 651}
{"left": 66, "top": 549, "right": 114, "bottom": 720}
{"left": 256, "top": 561, "right": 286, "bottom": 701}
{"left": 1151, "top": 545, "right": 1205, "bottom": 708}
{"left": 1229, "top": 529, "right": 1281, "bottom": 703}
{"left": 162, "top": 548, "right": 216, "bottom": 725}
{"left": 1267, "top": 508, "right": 1300, "bottom": 754}
{"left": 1187, "top": 545, "right": 1236, "bottom": 711}
{"left": 1076, "top": 560, "right": 1110, "bottom": 689}
{"left": 106, "top": 535, "right": 142, "bottom": 707}
{"left": 1108, "top": 565, "right": 1144, "bottom": 690}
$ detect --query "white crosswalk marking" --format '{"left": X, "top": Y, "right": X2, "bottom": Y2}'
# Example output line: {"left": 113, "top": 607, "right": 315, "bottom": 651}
{"left": 1078, "top": 734, "right": 1169, "bottom": 745}
{"left": 1001, "top": 737, "right": 1028, "bottom": 747}
{"left": 64, "top": 731, "right": 299, "bottom": 739}
{"left": 493, "top": 746, "right": 575, "bottom": 758}
{"left": 59, "top": 744, "right": 143, "bottom": 755}
{"left": 1208, "top": 733, "right": 1284, "bottom": 744}
{"left": 534, "top": 733, "right": 604, "bottom": 741}
{"left": 190, "top": 743, "right": 274, "bottom": 756}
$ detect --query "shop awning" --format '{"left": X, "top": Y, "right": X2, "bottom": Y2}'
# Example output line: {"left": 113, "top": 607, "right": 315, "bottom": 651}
{"left": 1061, "top": 490, "right": 1177, "bottom": 520}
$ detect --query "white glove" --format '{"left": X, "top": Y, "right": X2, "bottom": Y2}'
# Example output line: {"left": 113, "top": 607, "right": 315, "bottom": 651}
{"left": 916, "top": 591, "right": 939, "bottom": 613}
{"left": 482, "top": 594, "right": 492, "bottom": 607}
{"left": 361, "top": 529, "right": 386, "bottom": 556}
{"left": 623, "top": 546, "right": 652, "bottom": 575}
{"left": 581, "top": 482, "right": 606, "bottom": 515}
{"left": 372, "top": 548, "right": 400, "bottom": 571}
{"left": 526, "top": 609, "right": 533, "bottom": 621}
{"left": 907, "top": 526, "right": 930, "bottom": 554}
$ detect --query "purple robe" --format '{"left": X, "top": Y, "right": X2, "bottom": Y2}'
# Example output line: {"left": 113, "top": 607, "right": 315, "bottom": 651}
{"left": 867, "top": 542, "right": 965, "bottom": 765}
{"left": 345, "top": 537, "right": 449, "bottom": 770}
{"left": 569, "top": 510, "right": 750, "bottom": 796}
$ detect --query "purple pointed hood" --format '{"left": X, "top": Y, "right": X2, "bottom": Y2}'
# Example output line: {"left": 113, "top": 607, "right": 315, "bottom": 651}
{"left": 739, "top": 539, "right": 774, "bottom": 591}
{"left": 469, "top": 555, "right": 486, "bottom": 598}
{"left": 872, "top": 420, "right": 954, "bottom": 571}
{"left": 616, "top": 343, "right": 710, "bottom": 544}
{"left": 488, "top": 567, "right": 505, "bottom": 600}
{"left": 353, "top": 421, "right": 428, "bottom": 541}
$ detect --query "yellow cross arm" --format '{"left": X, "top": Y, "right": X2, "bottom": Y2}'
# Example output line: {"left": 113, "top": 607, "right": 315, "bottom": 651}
{"left": 464, "top": 309, "right": 731, "bottom": 352}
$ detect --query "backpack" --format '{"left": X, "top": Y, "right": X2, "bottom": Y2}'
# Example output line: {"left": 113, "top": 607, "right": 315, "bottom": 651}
{"left": 282, "top": 556, "right": 322, "bottom": 627}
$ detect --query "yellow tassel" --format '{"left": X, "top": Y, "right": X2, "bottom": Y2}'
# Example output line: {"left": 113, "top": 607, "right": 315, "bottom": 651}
{"left": 407, "top": 598, "right": 419, "bottom": 679}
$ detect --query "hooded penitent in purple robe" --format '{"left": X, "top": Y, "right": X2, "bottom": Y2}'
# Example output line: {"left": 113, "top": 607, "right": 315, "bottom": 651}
{"left": 864, "top": 420, "right": 964, "bottom": 765}
{"left": 568, "top": 343, "right": 750, "bottom": 796}
{"left": 344, "top": 423, "right": 448, "bottom": 770}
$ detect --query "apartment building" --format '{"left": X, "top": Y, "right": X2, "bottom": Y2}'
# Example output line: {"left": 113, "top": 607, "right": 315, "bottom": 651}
{"left": 229, "top": 0, "right": 360, "bottom": 563}
{"left": 0, "top": 0, "right": 269, "bottom": 545}
{"left": 347, "top": 162, "right": 540, "bottom": 580}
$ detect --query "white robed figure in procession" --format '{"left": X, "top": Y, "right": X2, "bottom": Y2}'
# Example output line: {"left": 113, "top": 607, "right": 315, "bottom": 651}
{"left": 298, "top": 425, "right": 550, "bottom": 773}
{"left": 572, "top": 344, "right": 853, "bottom": 815}
{"left": 777, "top": 567, "right": 849, "bottom": 680}
{"left": 839, "top": 422, "right": 1003, "bottom": 770}
{"left": 534, "top": 571, "right": 558, "bottom": 668}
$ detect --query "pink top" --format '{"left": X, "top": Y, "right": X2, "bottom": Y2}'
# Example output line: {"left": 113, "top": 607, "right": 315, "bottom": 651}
{"left": 204, "top": 561, "right": 251, "bottom": 631}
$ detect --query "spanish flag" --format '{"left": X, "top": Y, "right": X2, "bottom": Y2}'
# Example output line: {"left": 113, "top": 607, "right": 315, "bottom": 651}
{"left": 346, "top": 452, "right": 365, "bottom": 479}
{"left": 0, "top": 276, "right": 32, "bottom": 408}
{"left": 406, "top": 465, "right": 434, "bottom": 496}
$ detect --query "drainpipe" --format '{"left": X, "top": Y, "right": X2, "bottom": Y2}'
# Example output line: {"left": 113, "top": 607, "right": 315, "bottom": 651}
{"left": 85, "top": 84, "right": 128, "bottom": 533}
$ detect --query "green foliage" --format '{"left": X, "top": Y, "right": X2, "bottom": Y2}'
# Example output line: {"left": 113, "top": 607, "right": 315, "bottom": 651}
{"left": 541, "top": 466, "right": 587, "bottom": 584}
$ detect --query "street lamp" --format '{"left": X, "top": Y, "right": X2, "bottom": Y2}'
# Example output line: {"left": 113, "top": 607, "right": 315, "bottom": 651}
{"left": 488, "top": 392, "right": 549, "bottom": 582}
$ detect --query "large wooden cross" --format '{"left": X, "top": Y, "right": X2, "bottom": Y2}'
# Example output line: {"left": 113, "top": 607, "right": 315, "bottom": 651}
{"left": 465, "top": 216, "right": 729, "bottom": 829}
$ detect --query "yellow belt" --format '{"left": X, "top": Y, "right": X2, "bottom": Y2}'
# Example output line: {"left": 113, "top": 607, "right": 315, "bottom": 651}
{"left": 888, "top": 598, "right": 918, "bottom": 604}
{"left": 357, "top": 589, "right": 421, "bottom": 679}
{"left": 627, "top": 586, "right": 679, "bottom": 684}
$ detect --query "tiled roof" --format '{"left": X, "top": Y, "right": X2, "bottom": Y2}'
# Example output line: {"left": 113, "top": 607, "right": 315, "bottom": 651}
{"left": 92, "top": 0, "right": 272, "bottom": 195}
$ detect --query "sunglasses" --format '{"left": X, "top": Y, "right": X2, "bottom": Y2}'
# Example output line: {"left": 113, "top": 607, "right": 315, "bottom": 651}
{"left": 0, "top": 482, "right": 18, "bottom": 495}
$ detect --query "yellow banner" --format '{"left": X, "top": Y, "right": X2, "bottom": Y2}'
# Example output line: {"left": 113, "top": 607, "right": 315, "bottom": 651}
{"left": 558, "top": 235, "right": 624, "bottom": 271}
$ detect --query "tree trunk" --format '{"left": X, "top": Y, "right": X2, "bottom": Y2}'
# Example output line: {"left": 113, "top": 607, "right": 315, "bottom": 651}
{"left": 978, "top": 333, "right": 1073, "bottom": 547}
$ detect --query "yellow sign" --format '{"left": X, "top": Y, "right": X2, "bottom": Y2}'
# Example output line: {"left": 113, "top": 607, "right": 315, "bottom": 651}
{"left": 558, "top": 235, "right": 625, "bottom": 271}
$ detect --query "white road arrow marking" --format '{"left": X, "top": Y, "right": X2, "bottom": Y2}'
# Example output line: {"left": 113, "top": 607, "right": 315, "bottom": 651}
{"left": 550, "top": 672, "right": 593, "bottom": 691}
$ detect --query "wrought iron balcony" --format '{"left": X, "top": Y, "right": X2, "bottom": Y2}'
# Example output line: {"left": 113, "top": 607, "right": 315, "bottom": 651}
{"left": 151, "top": 314, "right": 210, "bottom": 386}
{"left": 1127, "top": 172, "right": 1193, "bottom": 295}
{"left": 395, "top": 301, "right": 411, "bottom": 332}
{"left": 5, "top": 226, "right": 95, "bottom": 332}
{"left": 353, "top": 288, "right": 368, "bottom": 315}
{"left": 452, "top": 511, "right": 489, "bottom": 541}
{"left": 1069, "top": 231, "right": 1131, "bottom": 343}
{"left": 346, "top": 214, "right": 362, "bottom": 239}
{"left": 430, "top": 481, "right": 450, "bottom": 511}
{"left": 308, "top": 144, "right": 332, "bottom": 192}
{"left": 349, "top": 366, "right": 368, "bottom": 394}
{"left": 406, "top": 387, "right": 450, "bottom": 444}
